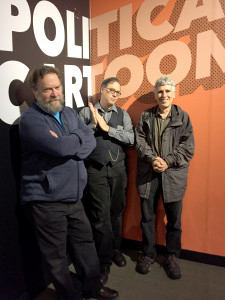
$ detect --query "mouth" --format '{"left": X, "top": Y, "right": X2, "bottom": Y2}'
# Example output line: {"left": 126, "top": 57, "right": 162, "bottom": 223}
{"left": 49, "top": 98, "right": 61, "bottom": 103}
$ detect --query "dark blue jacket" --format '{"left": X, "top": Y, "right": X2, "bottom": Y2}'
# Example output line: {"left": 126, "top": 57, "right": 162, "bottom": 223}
{"left": 19, "top": 101, "right": 96, "bottom": 204}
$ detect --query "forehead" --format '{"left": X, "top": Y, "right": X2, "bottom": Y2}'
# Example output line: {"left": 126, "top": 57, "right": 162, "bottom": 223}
{"left": 156, "top": 84, "right": 173, "bottom": 91}
{"left": 106, "top": 81, "right": 120, "bottom": 90}
{"left": 37, "top": 73, "right": 60, "bottom": 88}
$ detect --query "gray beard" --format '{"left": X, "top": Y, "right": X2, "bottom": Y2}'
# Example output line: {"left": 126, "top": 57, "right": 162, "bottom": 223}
{"left": 36, "top": 95, "right": 65, "bottom": 114}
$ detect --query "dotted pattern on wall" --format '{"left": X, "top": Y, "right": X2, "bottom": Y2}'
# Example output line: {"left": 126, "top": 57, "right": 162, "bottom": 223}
{"left": 91, "top": 0, "right": 225, "bottom": 106}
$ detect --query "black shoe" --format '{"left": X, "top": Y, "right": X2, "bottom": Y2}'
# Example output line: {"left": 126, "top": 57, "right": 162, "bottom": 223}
{"left": 94, "top": 286, "right": 118, "bottom": 300}
{"left": 136, "top": 255, "right": 154, "bottom": 274}
{"left": 100, "top": 271, "right": 109, "bottom": 285}
{"left": 164, "top": 255, "right": 182, "bottom": 279}
{"left": 112, "top": 252, "right": 127, "bottom": 267}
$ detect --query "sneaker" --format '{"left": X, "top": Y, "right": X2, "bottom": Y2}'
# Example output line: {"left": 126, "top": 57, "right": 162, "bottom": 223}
{"left": 136, "top": 255, "right": 154, "bottom": 274}
{"left": 164, "top": 255, "right": 182, "bottom": 279}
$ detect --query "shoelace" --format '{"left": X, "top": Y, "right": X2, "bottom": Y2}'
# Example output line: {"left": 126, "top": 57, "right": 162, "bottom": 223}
{"left": 139, "top": 256, "right": 153, "bottom": 265}
{"left": 165, "top": 256, "right": 180, "bottom": 270}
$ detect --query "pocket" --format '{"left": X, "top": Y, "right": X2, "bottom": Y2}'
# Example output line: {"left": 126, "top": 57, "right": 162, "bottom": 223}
{"left": 46, "top": 163, "right": 78, "bottom": 200}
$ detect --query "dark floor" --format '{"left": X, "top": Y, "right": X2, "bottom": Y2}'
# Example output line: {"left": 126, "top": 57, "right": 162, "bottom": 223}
{"left": 35, "top": 248, "right": 225, "bottom": 300}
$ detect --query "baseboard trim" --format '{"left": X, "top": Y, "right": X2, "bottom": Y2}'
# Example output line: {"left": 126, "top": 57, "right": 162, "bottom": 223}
{"left": 122, "top": 238, "right": 225, "bottom": 267}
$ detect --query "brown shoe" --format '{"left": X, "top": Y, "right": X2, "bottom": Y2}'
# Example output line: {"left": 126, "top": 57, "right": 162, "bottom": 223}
{"left": 94, "top": 286, "right": 118, "bottom": 299}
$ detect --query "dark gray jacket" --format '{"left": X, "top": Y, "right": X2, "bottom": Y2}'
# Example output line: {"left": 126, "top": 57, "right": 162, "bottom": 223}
{"left": 19, "top": 101, "right": 96, "bottom": 204}
{"left": 135, "top": 105, "right": 194, "bottom": 202}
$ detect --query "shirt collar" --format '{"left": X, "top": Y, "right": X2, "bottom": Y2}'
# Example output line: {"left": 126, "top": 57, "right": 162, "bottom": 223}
{"left": 95, "top": 101, "right": 118, "bottom": 113}
{"left": 156, "top": 106, "right": 172, "bottom": 118}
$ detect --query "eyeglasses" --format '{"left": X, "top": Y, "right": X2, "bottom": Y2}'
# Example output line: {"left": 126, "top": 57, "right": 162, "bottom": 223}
{"left": 105, "top": 88, "right": 121, "bottom": 96}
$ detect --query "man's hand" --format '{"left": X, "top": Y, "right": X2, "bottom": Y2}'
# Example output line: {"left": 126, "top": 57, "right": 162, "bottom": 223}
{"left": 152, "top": 156, "right": 168, "bottom": 173}
{"left": 88, "top": 102, "right": 98, "bottom": 127}
{"left": 49, "top": 130, "right": 58, "bottom": 138}
{"left": 96, "top": 113, "right": 110, "bottom": 132}
{"left": 88, "top": 102, "right": 110, "bottom": 132}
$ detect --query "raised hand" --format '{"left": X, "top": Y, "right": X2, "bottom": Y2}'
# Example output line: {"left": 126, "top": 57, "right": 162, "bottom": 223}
{"left": 96, "top": 113, "right": 110, "bottom": 132}
{"left": 88, "top": 102, "right": 98, "bottom": 126}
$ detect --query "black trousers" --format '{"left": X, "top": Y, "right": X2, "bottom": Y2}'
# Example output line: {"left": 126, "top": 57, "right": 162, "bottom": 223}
{"left": 141, "top": 173, "right": 182, "bottom": 258}
{"left": 83, "top": 160, "right": 127, "bottom": 271}
{"left": 29, "top": 200, "right": 102, "bottom": 300}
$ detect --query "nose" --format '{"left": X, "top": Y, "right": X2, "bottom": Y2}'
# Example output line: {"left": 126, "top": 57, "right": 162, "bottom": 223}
{"left": 51, "top": 88, "right": 58, "bottom": 97}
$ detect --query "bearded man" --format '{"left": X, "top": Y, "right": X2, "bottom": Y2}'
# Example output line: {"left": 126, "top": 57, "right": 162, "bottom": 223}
{"left": 19, "top": 65, "right": 118, "bottom": 300}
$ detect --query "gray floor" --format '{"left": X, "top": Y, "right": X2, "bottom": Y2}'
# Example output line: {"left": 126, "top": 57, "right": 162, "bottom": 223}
{"left": 35, "top": 249, "right": 225, "bottom": 300}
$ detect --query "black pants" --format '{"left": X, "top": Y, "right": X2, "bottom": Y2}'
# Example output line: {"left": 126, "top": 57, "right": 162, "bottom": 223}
{"left": 29, "top": 200, "right": 102, "bottom": 300}
{"left": 141, "top": 173, "right": 182, "bottom": 258}
{"left": 83, "top": 160, "right": 127, "bottom": 271}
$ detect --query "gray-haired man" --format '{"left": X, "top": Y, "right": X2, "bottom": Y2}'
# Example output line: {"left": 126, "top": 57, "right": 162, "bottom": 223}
{"left": 135, "top": 76, "right": 194, "bottom": 279}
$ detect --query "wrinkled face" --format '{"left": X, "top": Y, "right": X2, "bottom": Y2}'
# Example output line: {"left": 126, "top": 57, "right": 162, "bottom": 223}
{"left": 34, "top": 73, "right": 64, "bottom": 114}
{"left": 100, "top": 81, "right": 121, "bottom": 109}
{"left": 154, "top": 84, "right": 175, "bottom": 111}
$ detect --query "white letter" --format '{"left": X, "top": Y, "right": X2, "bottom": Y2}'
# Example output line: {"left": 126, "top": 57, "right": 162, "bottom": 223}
{"left": 146, "top": 41, "right": 192, "bottom": 85}
{"left": 82, "top": 17, "right": 90, "bottom": 59}
{"left": 196, "top": 30, "right": 225, "bottom": 79}
{"left": 0, "top": 61, "right": 29, "bottom": 124}
{"left": 175, "top": 0, "right": 224, "bottom": 32}
{"left": 83, "top": 66, "right": 92, "bottom": 97}
{"left": 136, "top": 0, "right": 173, "bottom": 40}
{"left": 105, "top": 55, "right": 144, "bottom": 98}
{"left": 66, "top": 10, "right": 82, "bottom": 58}
{"left": 33, "top": 1, "right": 65, "bottom": 57}
{"left": 91, "top": 10, "right": 117, "bottom": 57}
{"left": 0, "top": 0, "right": 31, "bottom": 51}
{"left": 120, "top": 4, "right": 132, "bottom": 50}
{"left": 64, "top": 65, "right": 84, "bottom": 108}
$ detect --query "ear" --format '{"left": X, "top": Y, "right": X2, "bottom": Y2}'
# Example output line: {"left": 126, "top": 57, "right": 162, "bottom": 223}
{"left": 32, "top": 89, "right": 37, "bottom": 97}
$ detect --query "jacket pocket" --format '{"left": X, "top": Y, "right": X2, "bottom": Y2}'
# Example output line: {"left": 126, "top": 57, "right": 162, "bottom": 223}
{"left": 46, "top": 163, "right": 78, "bottom": 201}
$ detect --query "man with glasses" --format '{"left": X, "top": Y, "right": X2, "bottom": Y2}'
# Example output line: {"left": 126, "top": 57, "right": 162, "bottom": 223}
{"left": 80, "top": 77, "right": 134, "bottom": 285}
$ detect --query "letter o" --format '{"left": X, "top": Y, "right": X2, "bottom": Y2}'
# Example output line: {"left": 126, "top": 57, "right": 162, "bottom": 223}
{"left": 105, "top": 54, "right": 144, "bottom": 98}
{"left": 146, "top": 41, "right": 192, "bottom": 85}
{"left": 33, "top": 1, "right": 65, "bottom": 57}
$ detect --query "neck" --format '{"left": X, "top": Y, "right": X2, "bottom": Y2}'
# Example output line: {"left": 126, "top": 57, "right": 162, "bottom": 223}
{"left": 100, "top": 100, "right": 112, "bottom": 110}
{"left": 159, "top": 105, "right": 171, "bottom": 115}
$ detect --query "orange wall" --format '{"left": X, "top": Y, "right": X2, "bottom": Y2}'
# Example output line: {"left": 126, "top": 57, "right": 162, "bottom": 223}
{"left": 90, "top": 0, "right": 225, "bottom": 257}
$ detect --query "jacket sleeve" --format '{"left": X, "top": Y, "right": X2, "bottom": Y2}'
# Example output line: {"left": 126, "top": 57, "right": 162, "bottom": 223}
{"left": 75, "top": 114, "right": 96, "bottom": 159}
{"left": 19, "top": 110, "right": 96, "bottom": 159}
{"left": 163, "top": 113, "right": 195, "bottom": 168}
{"left": 135, "top": 111, "right": 156, "bottom": 164}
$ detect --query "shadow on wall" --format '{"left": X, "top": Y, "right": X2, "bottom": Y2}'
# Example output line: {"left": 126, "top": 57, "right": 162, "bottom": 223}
{"left": 0, "top": 77, "right": 49, "bottom": 300}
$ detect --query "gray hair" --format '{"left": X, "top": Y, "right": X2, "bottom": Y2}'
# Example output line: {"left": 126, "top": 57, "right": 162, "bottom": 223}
{"left": 153, "top": 76, "right": 176, "bottom": 95}
{"left": 29, "top": 65, "right": 61, "bottom": 91}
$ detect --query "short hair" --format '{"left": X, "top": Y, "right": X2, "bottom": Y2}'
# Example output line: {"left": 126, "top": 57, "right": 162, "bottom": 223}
{"left": 153, "top": 76, "right": 176, "bottom": 95}
{"left": 100, "top": 77, "right": 120, "bottom": 93}
{"left": 28, "top": 65, "right": 61, "bottom": 90}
